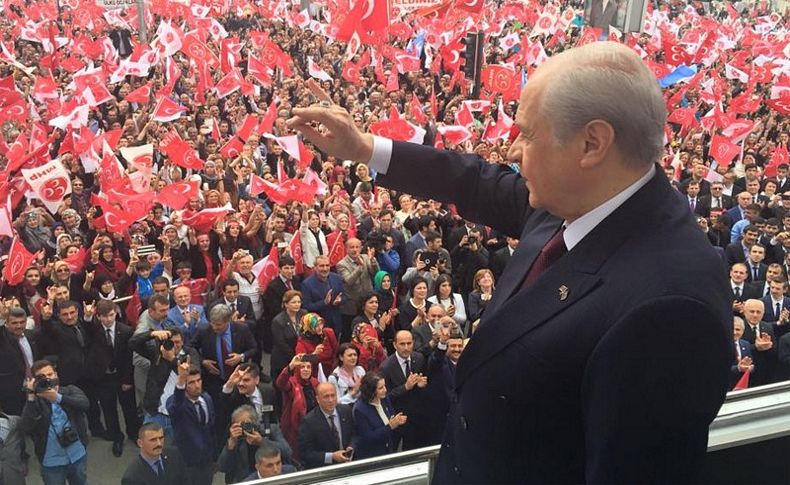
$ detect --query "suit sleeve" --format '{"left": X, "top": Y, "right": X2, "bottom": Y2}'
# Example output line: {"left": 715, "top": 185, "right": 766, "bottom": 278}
{"left": 377, "top": 141, "right": 532, "bottom": 238}
{"left": 581, "top": 297, "right": 730, "bottom": 483}
{"left": 353, "top": 404, "right": 392, "bottom": 451}
{"left": 298, "top": 416, "right": 329, "bottom": 468}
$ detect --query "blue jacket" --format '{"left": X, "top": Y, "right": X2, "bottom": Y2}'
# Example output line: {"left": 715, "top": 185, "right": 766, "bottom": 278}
{"left": 352, "top": 397, "right": 395, "bottom": 460}
{"left": 301, "top": 273, "right": 344, "bottom": 334}
{"left": 166, "top": 388, "right": 215, "bottom": 467}
{"left": 165, "top": 304, "right": 209, "bottom": 343}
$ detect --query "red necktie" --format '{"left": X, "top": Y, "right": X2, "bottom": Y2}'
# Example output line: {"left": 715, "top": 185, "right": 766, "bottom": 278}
{"left": 521, "top": 228, "right": 567, "bottom": 289}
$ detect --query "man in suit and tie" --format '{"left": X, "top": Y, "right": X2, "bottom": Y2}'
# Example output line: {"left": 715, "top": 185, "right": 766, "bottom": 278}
{"left": 733, "top": 164, "right": 760, "bottom": 194}
{"left": 425, "top": 325, "right": 465, "bottom": 444}
{"left": 747, "top": 263, "right": 783, "bottom": 300}
{"left": 745, "top": 244, "right": 768, "bottom": 283}
{"left": 298, "top": 383, "right": 354, "bottom": 468}
{"left": 166, "top": 357, "right": 216, "bottom": 485}
{"left": 775, "top": 164, "right": 790, "bottom": 194}
{"left": 84, "top": 300, "right": 139, "bottom": 457}
{"left": 588, "top": 0, "right": 621, "bottom": 29}
{"left": 289, "top": 41, "right": 731, "bottom": 483}
{"left": 725, "top": 224, "right": 760, "bottom": 265}
{"left": 379, "top": 330, "right": 429, "bottom": 450}
{"left": 0, "top": 307, "right": 39, "bottom": 415}
{"left": 122, "top": 422, "right": 187, "bottom": 485}
{"left": 243, "top": 444, "right": 297, "bottom": 481}
{"left": 491, "top": 237, "right": 519, "bottom": 281}
{"left": 741, "top": 299, "right": 778, "bottom": 387}
{"left": 698, "top": 182, "right": 734, "bottom": 218}
{"left": 209, "top": 279, "right": 259, "bottom": 361}
{"left": 726, "top": 192, "right": 753, "bottom": 226}
{"left": 166, "top": 286, "right": 209, "bottom": 344}
{"left": 685, "top": 181, "right": 705, "bottom": 216}
{"left": 404, "top": 215, "right": 436, "bottom": 264}
{"left": 262, "top": 257, "right": 302, "bottom": 354}
{"left": 761, "top": 277, "right": 790, "bottom": 340}
{"left": 731, "top": 317, "right": 754, "bottom": 390}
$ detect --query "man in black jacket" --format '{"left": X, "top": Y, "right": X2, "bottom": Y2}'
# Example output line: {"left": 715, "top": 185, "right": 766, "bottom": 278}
{"left": 0, "top": 307, "right": 39, "bottom": 415}
{"left": 297, "top": 383, "right": 354, "bottom": 468}
{"left": 83, "top": 300, "right": 140, "bottom": 457}
{"left": 128, "top": 327, "right": 200, "bottom": 439}
{"left": 122, "top": 422, "right": 187, "bottom": 485}
{"left": 20, "top": 360, "right": 89, "bottom": 485}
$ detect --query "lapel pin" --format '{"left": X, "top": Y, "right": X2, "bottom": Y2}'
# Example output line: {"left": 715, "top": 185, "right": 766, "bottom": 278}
{"left": 558, "top": 285, "right": 569, "bottom": 301}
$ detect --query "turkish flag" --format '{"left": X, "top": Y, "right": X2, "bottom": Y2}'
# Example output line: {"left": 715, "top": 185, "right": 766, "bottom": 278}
{"left": 2, "top": 237, "right": 37, "bottom": 286}
{"left": 456, "top": 0, "right": 484, "bottom": 14}
{"left": 103, "top": 204, "right": 146, "bottom": 234}
{"left": 709, "top": 135, "right": 740, "bottom": 168}
{"left": 410, "top": 94, "right": 427, "bottom": 125}
{"left": 328, "top": 231, "right": 346, "bottom": 267}
{"left": 236, "top": 114, "right": 258, "bottom": 141}
{"left": 254, "top": 246, "right": 280, "bottom": 292}
{"left": 156, "top": 180, "right": 199, "bottom": 210}
{"left": 162, "top": 138, "right": 204, "bottom": 170}
{"left": 455, "top": 102, "right": 475, "bottom": 127}
{"left": 766, "top": 98, "right": 790, "bottom": 116}
{"left": 247, "top": 55, "right": 273, "bottom": 86}
{"left": 289, "top": 230, "right": 305, "bottom": 274}
{"left": 249, "top": 174, "right": 267, "bottom": 198}
{"left": 151, "top": 95, "right": 185, "bottom": 122}
{"left": 215, "top": 69, "right": 243, "bottom": 98}
{"left": 257, "top": 100, "right": 278, "bottom": 136}
{"left": 438, "top": 125, "right": 473, "bottom": 145}
{"left": 765, "top": 144, "right": 790, "bottom": 178}
{"left": 183, "top": 207, "right": 230, "bottom": 233}
{"left": 342, "top": 62, "right": 362, "bottom": 85}
{"left": 219, "top": 137, "right": 244, "bottom": 159}
{"left": 733, "top": 370, "right": 750, "bottom": 391}
{"left": 125, "top": 83, "right": 151, "bottom": 103}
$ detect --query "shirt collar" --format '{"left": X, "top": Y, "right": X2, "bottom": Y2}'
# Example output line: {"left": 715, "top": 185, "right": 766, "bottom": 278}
{"left": 395, "top": 353, "right": 410, "bottom": 367}
{"left": 564, "top": 166, "right": 655, "bottom": 251}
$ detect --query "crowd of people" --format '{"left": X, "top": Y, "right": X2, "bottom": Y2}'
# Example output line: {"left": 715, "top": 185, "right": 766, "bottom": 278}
{"left": 0, "top": 0, "right": 789, "bottom": 483}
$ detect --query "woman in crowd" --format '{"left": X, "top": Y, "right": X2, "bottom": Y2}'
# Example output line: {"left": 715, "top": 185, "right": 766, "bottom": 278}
{"left": 328, "top": 343, "right": 366, "bottom": 405}
{"left": 300, "top": 210, "right": 329, "bottom": 270}
{"left": 428, "top": 274, "right": 468, "bottom": 336}
{"left": 275, "top": 354, "right": 319, "bottom": 463}
{"left": 373, "top": 272, "right": 398, "bottom": 353}
{"left": 468, "top": 269, "right": 496, "bottom": 324}
{"left": 270, "top": 290, "right": 307, "bottom": 382}
{"left": 325, "top": 212, "right": 351, "bottom": 266}
{"left": 88, "top": 244, "right": 127, "bottom": 283}
{"left": 350, "top": 321, "right": 386, "bottom": 372}
{"left": 396, "top": 277, "right": 432, "bottom": 332}
{"left": 352, "top": 373, "right": 408, "bottom": 460}
{"left": 294, "top": 312, "right": 338, "bottom": 378}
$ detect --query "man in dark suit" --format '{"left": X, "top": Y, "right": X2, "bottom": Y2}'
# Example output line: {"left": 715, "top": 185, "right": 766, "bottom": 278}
{"left": 491, "top": 237, "right": 519, "bottom": 281}
{"left": 685, "top": 181, "right": 705, "bottom": 216}
{"left": 741, "top": 299, "right": 778, "bottom": 387}
{"left": 301, "top": 255, "right": 345, "bottom": 337}
{"left": 262, "top": 257, "right": 302, "bottom": 353}
{"left": 193, "top": 304, "right": 258, "bottom": 400}
{"left": 298, "top": 383, "right": 354, "bottom": 468}
{"left": 243, "top": 444, "right": 297, "bottom": 481}
{"left": 84, "top": 300, "right": 139, "bottom": 456}
{"left": 166, "top": 358, "right": 216, "bottom": 485}
{"left": 0, "top": 308, "right": 39, "bottom": 415}
{"left": 122, "top": 422, "right": 187, "bottom": 485}
{"left": 730, "top": 317, "right": 754, "bottom": 390}
{"left": 588, "top": 0, "right": 621, "bottom": 29}
{"left": 698, "top": 182, "right": 733, "bottom": 218}
{"left": 745, "top": 244, "right": 768, "bottom": 282}
{"left": 379, "top": 330, "right": 430, "bottom": 450}
{"left": 209, "top": 279, "right": 259, "bottom": 361}
{"left": 39, "top": 300, "right": 89, "bottom": 388}
{"left": 404, "top": 215, "right": 435, "bottom": 264}
{"left": 289, "top": 41, "right": 731, "bottom": 483}
{"left": 725, "top": 224, "right": 759, "bottom": 265}
{"left": 726, "top": 192, "right": 753, "bottom": 226}
{"left": 425, "top": 326, "right": 464, "bottom": 444}
{"left": 733, "top": 164, "right": 760, "bottom": 194}
{"left": 761, "top": 277, "right": 790, "bottom": 340}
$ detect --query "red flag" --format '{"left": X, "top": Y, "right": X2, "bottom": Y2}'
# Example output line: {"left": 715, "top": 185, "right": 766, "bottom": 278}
{"left": 237, "top": 114, "right": 258, "bottom": 141}
{"left": 125, "top": 83, "right": 151, "bottom": 103}
{"left": 151, "top": 95, "right": 185, "bottom": 122}
{"left": 162, "top": 138, "right": 204, "bottom": 170}
{"left": 103, "top": 204, "right": 146, "bottom": 234}
{"left": 709, "top": 135, "right": 740, "bottom": 168}
{"left": 219, "top": 137, "right": 244, "bottom": 159}
{"left": 257, "top": 100, "right": 278, "bottom": 136}
{"left": 156, "top": 180, "right": 199, "bottom": 210}
{"left": 733, "top": 370, "right": 750, "bottom": 391}
{"left": 765, "top": 145, "right": 790, "bottom": 178}
{"left": 125, "top": 292, "right": 142, "bottom": 327}
{"left": 328, "top": 232, "right": 346, "bottom": 267}
{"left": 2, "top": 237, "right": 37, "bottom": 286}
{"left": 289, "top": 231, "right": 304, "bottom": 274}
{"left": 456, "top": 0, "right": 484, "bottom": 13}
{"left": 766, "top": 98, "right": 790, "bottom": 116}
{"left": 410, "top": 94, "right": 427, "bottom": 125}
{"left": 249, "top": 174, "right": 267, "bottom": 198}
{"left": 183, "top": 208, "right": 230, "bottom": 233}
{"left": 255, "top": 246, "right": 280, "bottom": 292}
{"left": 481, "top": 65, "right": 516, "bottom": 95}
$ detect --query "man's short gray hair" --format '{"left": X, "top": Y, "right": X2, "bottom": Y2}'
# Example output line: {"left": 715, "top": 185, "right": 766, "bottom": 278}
{"left": 8, "top": 307, "right": 27, "bottom": 320}
{"left": 231, "top": 404, "right": 259, "bottom": 424}
{"left": 539, "top": 41, "right": 666, "bottom": 167}
{"left": 209, "top": 303, "right": 232, "bottom": 323}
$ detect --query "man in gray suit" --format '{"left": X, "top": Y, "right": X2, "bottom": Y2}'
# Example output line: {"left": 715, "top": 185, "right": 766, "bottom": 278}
{"left": 588, "top": 0, "right": 622, "bottom": 29}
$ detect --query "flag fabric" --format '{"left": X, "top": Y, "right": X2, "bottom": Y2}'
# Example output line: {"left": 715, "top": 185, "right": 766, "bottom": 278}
{"left": 254, "top": 246, "right": 281, "bottom": 292}
{"left": 2, "top": 237, "right": 37, "bottom": 285}
{"left": 733, "top": 370, "right": 750, "bottom": 391}
{"left": 125, "top": 83, "right": 152, "bottom": 103}
{"left": 183, "top": 207, "right": 230, "bottom": 233}
{"left": 156, "top": 180, "right": 199, "bottom": 210}
{"left": 308, "top": 57, "right": 333, "bottom": 82}
{"left": 658, "top": 65, "right": 697, "bottom": 88}
{"left": 151, "top": 95, "right": 185, "bottom": 122}
{"left": 289, "top": 230, "right": 305, "bottom": 274}
{"left": 709, "top": 135, "right": 740, "bottom": 168}
{"left": 21, "top": 159, "right": 72, "bottom": 213}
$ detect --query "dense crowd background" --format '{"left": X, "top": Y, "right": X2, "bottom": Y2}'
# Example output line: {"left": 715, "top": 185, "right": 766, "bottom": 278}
{"left": 0, "top": 0, "right": 789, "bottom": 483}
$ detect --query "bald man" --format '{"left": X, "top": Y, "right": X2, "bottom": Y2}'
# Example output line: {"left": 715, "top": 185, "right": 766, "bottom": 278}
{"left": 741, "top": 299, "right": 778, "bottom": 386}
{"left": 288, "top": 42, "right": 732, "bottom": 483}
{"left": 297, "top": 382, "right": 354, "bottom": 468}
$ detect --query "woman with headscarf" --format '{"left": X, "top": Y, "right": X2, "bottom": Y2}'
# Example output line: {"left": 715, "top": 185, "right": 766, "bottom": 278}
{"left": 18, "top": 211, "right": 53, "bottom": 255}
{"left": 61, "top": 208, "right": 86, "bottom": 240}
{"left": 88, "top": 275, "right": 126, "bottom": 323}
{"left": 46, "top": 260, "right": 86, "bottom": 303}
{"left": 87, "top": 244, "right": 127, "bottom": 283}
{"left": 373, "top": 271, "right": 398, "bottom": 353}
{"left": 294, "top": 312, "right": 338, "bottom": 379}
{"left": 275, "top": 354, "right": 319, "bottom": 463}
{"left": 350, "top": 321, "right": 386, "bottom": 372}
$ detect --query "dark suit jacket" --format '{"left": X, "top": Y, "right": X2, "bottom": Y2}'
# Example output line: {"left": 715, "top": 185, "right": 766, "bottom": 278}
{"left": 297, "top": 404, "right": 354, "bottom": 468}
{"left": 166, "top": 388, "right": 215, "bottom": 467}
{"left": 727, "top": 205, "right": 745, "bottom": 226}
{"left": 490, "top": 246, "right": 513, "bottom": 281}
{"left": 39, "top": 318, "right": 89, "bottom": 386}
{"left": 379, "top": 351, "right": 429, "bottom": 448}
{"left": 270, "top": 310, "right": 307, "bottom": 378}
{"left": 121, "top": 447, "right": 187, "bottom": 485}
{"left": 725, "top": 241, "right": 748, "bottom": 265}
{"left": 745, "top": 262, "right": 768, "bottom": 283}
{"left": 84, "top": 320, "right": 134, "bottom": 384}
{"left": 730, "top": 339, "right": 753, "bottom": 389}
{"left": 745, "top": 281, "right": 769, "bottom": 300}
{"left": 263, "top": 277, "right": 303, "bottom": 326}
{"left": 377, "top": 141, "right": 732, "bottom": 484}
{"left": 352, "top": 397, "right": 395, "bottom": 459}
{"left": 193, "top": 322, "right": 258, "bottom": 375}
{"left": 0, "top": 328, "right": 39, "bottom": 415}
{"left": 741, "top": 321, "right": 778, "bottom": 386}
{"left": 760, "top": 295, "right": 790, "bottom": 323}
{"left": 698, "top": 194, "right": 734, "bottom": 217}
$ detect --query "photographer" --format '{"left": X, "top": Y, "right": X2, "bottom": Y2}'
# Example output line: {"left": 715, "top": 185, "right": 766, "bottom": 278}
{"left": 220, "top": 364, "right": 291, "bottom": 460}
{"left": 128, "top": 327, "right": 200, "bottom": 439}
{"left": 369, "top": 232, "right": 401, "bottom": 280}
{"left": 449, "top": 230, "right": 490, "bottom": 301}
{"left": 217, "top": 405, "right": 268, "bottom": 483}
{"left": 20, "top": 360, "right": 89, "bottom": 485}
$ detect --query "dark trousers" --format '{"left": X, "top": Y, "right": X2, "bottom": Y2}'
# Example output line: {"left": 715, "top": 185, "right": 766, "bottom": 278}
{"left": 85, "top": 374, "right": 140, "bottom": 442}
{"left": 184, "top": 461, "right": 215, "bottom": 485}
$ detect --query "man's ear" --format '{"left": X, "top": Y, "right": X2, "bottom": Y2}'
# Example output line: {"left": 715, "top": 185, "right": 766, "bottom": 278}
{"left": 579, "top": 120, "right": 615, "bottom": 169}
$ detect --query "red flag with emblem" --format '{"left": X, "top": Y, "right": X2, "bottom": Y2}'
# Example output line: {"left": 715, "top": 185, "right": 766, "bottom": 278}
{"left": 151, "top": 95, "right": 185, "bottom": 122}
{"left": 125, "top": 83, "right": 151, "bottom": 103}
{"left": 2, "top": 237, "right": 37, "bottom": 285}
{"left": 410, "top": 94, "right": 427, "bottom": 125}
{"left": 183, "top": 207, "right": 230, "bottom": 233}
{"left": 255, "top": 246, "right": 281, "bottom": 292}
{"left": 709, "top": 135, "right": 740, "bottom": 168}
{"left": 289, "top": 230, "right": 304, "bottom": 274}
{"left": 156, "top": 180, "right": 199, "bottom": 210}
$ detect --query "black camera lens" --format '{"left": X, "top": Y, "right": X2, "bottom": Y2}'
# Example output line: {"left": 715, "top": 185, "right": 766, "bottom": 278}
{"left": 34, "top": 377, "right": 56, "bottom": 393}
{"left": 162, "top": 339, "right": 175, "bottom": 351}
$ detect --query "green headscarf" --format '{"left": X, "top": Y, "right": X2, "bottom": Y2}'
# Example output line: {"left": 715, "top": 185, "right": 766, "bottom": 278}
{"left": 373, "top": 270, "right": 388, "bottom": 290}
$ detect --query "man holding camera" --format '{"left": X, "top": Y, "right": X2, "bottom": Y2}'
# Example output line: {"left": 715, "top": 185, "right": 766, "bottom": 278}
{"left": 220, "top": 363, "right": 290, "bottom": 459}
{"left": 166, "top": 356, "right": 216, "bottom": 485}
{"left": 129, "top": 326, "right": 200, "bottom": 439}
{"left": 450, "top": 230, "right": 490, "bottom": 300}
{"left": 297, "top": 382, "right": 355, "bottom": 468}
{"left": 20, "top": 360, "right": 89, "bottom": 485}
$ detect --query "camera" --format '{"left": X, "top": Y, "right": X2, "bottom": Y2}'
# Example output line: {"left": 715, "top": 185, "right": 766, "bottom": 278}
{"left": 57, "top": 426, "right": 79, "bottom": 448}
{"left": 365, "top": 232, "right": 387, "bottom": 253}
{"left": 241, "top": 422, "right": 259, "bottom": 434}
{"left": 468, "top": 235, "right": 478, "bottom": 245}
{"left": 177, "top": 352, "right": 189, "bottom": 365}
{"left": 34, "top": 376, "right": 58, "bottom": 393}
{"left": 161, "top": 339, "right": 175, "bottom": 351}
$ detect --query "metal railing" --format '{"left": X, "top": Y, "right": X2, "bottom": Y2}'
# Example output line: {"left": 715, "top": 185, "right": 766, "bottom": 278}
{"left": 243, "top": 382, "right": 790, "bottom": 484}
